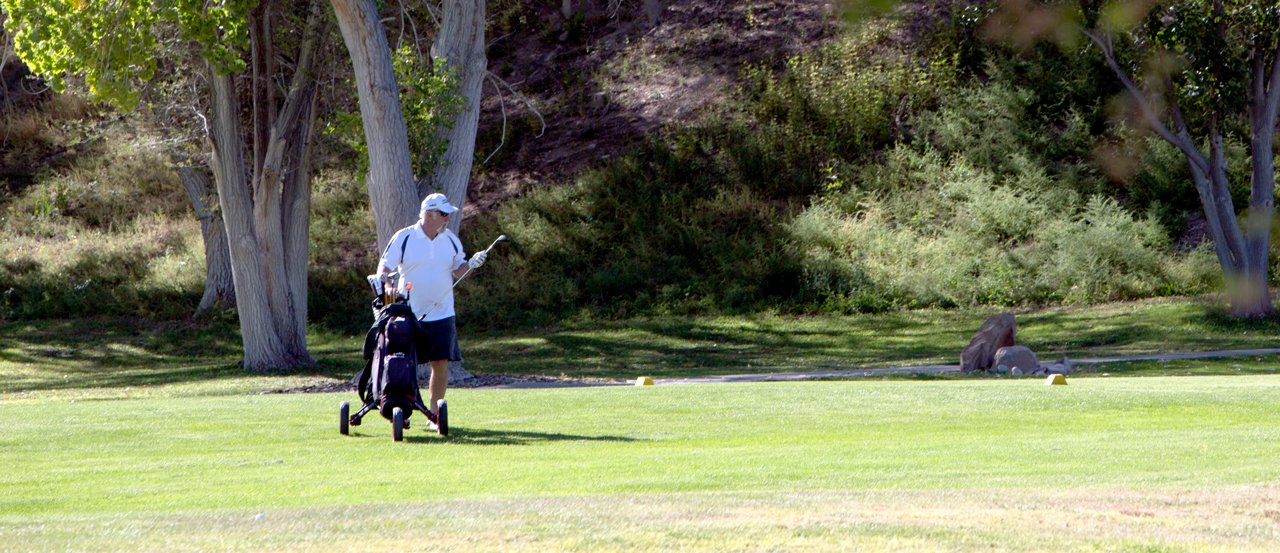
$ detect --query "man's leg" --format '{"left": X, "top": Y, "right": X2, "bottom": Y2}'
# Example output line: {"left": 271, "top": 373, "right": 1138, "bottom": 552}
{"left": 428, "top": 358, "right": 449, "bottom": 415}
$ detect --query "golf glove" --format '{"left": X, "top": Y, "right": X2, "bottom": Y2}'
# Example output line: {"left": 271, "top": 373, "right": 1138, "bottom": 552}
{"left": 469, "top": 251, "right": 487, "bottom": 269}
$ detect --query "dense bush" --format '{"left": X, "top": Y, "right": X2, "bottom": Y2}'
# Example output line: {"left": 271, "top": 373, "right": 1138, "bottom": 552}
{"left": 456, "top": 136, "right": 808, "bottom": 328}
{"left": 788, "top": 147, "right": 1220, "bottom": 311}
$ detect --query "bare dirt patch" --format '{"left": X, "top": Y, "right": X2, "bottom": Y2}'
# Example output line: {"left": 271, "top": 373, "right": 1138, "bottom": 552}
{"left": 465, "top": 0, "right": 842, "bottom": 215}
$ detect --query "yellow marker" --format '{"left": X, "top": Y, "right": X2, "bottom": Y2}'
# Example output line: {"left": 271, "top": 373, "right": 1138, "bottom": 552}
{"left": 1045, "top": 374, "right": 1067, "bottom": 386}
{"left": 636, "top": 376, "right": 654, "bottom": 386}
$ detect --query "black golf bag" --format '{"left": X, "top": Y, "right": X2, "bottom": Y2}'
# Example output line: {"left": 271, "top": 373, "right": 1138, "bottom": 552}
{"left": 345, "top": 299, "right": 445, "bottom": 436}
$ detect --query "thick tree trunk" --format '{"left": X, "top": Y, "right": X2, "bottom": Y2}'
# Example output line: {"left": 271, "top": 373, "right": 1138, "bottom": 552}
{"left": 252, "top": 0, "right": 325, "bottom": 364}
{"left": 250, "top": 2, "right": 273, "bottom": 182}
{"left": 331, "top": 0, "right": 419, "bottom": 249}
{"left": 256, "top": 94, "right": 316, "bottom": 363}
{"left": 281, "top": 83, "right": 320, "bottom": 353}
{"left": 206, "top": 63, "right": 295, "bottom": 371}
{"left": 178, "top": 166, "right": 235, "bottom": 316}
{"left": 1234, "top": 46, "right": 1280, "bottom": 318}
{"left": 431, "top": 0, "right": 486, "bottom": 234}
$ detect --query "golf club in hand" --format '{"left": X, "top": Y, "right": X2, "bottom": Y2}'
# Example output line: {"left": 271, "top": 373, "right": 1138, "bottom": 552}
{"left": 418, "top": 235, "right": 510, "bottom": 320}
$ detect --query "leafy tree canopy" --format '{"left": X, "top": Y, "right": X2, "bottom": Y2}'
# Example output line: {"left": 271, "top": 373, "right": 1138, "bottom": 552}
{"left": 1, "top": 0, "right": 254, "bottom": 109}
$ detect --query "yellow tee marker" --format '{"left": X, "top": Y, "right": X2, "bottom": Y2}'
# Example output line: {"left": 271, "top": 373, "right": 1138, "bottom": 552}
{"left": 1045, "top": 374, "right": 1067, "bottom": 386}
{"left": 636, "top": 376, "right": 654, "bottom": 386}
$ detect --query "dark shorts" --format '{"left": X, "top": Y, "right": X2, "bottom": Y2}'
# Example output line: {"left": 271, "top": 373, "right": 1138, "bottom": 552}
{"left": 421, "top": 316, "right": 462, "bottom": 362}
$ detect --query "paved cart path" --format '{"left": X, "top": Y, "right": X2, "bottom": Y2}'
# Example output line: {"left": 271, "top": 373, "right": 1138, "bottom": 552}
{"left": 488, "top": 348, "right": 1280, "bottom": 388}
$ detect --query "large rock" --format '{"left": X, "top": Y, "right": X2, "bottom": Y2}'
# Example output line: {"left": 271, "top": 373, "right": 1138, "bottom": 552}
{"left": 960, "top": 314, "right": 1017, "bottom": 373}
{"left": 994, "top": 346, "right": 1039, "bottom": 374}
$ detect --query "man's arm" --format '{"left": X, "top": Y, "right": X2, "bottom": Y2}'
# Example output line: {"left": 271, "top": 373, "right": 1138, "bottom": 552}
{"left": 452, "top": 262, "right": 469, "bottom": 280}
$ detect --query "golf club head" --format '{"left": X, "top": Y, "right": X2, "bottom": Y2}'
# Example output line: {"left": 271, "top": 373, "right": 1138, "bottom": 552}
{"left": 484, "top": 234, "right": 511, "bottom": 253}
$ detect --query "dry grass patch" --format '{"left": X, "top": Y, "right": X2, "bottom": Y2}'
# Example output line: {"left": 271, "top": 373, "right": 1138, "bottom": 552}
{"left": 6, "top": 488, "right": 1278, "bottom": 552}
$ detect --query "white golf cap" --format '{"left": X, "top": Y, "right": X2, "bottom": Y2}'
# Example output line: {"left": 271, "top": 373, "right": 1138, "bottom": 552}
{"left": 421, "top": 193, "right": 458, "bottom": 214}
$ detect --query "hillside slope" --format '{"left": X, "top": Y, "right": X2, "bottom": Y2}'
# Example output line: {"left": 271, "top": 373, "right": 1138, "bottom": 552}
{"left": 466, "top": 0, "right": 841, "bottom": 214}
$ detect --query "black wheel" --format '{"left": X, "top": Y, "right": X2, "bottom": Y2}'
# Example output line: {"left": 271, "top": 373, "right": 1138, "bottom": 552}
{"left": 339, "top": 401, "right": 350, "bottom": 435}
{"left": 436, "top": 399, "right": 448, "bottom": 436}
{"left": 392, "top": 407, "right": 404, "bottom": 442}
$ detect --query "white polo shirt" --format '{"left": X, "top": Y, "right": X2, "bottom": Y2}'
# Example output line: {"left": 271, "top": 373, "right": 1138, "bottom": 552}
{"left": 379, "top": 224, "right": 466, "bottom": 322}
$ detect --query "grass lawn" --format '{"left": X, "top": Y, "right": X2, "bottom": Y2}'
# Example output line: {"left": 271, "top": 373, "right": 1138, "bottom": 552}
{"left": 3, "top": 297, "right": 1280, "bottom": 551}
{"left": 3, "top": 376, "right": 1280, "bottom": 551}
{"left": 4, "top": 296, "right": 1280, "bottom": 398}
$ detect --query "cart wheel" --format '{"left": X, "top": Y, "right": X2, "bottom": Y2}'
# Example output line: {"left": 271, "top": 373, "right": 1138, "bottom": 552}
{"left": 392, "top": 407, "right": 404, "bottom": 442}
{"left": 339, "top": 401, "right": 350, "bottom": 435}
{"left": 436, "top": 399, "right": 448, "bottom": 436}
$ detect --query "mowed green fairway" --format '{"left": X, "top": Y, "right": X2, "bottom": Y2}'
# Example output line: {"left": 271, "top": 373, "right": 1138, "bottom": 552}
{"left": 3, "top": 376, "right": 1280, "bottom": 551}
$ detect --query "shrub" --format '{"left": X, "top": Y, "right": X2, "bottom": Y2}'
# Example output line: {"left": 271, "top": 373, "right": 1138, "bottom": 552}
{"left": 4, "top": 146, "right": 186, "bottom": 236}
{"left": 788, "top": 150, "right": 1213, "bottom": 311}
{"left": 456, "top": 137, "right": 808, "bottom": 328}
{"left": 740, "top": 20, "right": 954, "bottom": 160}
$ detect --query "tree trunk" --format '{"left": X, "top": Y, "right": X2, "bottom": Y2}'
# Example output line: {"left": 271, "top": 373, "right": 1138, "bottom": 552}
{"left": 1085, "top": 28, "right": 1276, "bottom": 317}
{"left": 1234, "top": 45, "right": 1280, "bottom": 318}
{"left": 178, "top": 166, "right": 235, "bottom": 316}
{"left": 331, "top": 0, "right": 419, "bottom": 249}
{"left": 281, "top": 83, "right": 320, "bottom": 353}
{"left": 206, "top": 62, "right": 295, "bottom": 371}
{"left": 251, "top": 0, "right": 325, "bottom": 365}
{"left": 430, "top": 0, "right": 486, "bottom": 234}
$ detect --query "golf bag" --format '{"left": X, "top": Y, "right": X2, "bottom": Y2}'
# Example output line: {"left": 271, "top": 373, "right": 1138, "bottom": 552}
{"left": 351, "top": 299, "right": 434, "bottom": 425}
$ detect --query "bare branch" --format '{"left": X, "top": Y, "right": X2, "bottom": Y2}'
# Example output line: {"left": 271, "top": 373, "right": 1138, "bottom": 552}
{"left": 1080, "top": 25, "right": 1210, "bottom": 175}
{"left": 486, "top": 32, "right": 510, "bottom": 49}
{"left": 481, "top": 73, "right": 506, "bottom": 165}
{"left": 486, "top": 70, "right": 547, "bottom": 137}
{"left": 1165, "top": 74, "right": 1193, "bottom": 139}
{"left": 422, "top": 0, "right": 442, "bottom": 28}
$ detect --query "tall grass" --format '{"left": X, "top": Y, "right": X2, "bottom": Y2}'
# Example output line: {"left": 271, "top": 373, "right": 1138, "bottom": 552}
{"left": 0, "top": 214, "right": 204, "bottom": 320}
{"left": 1, "top": 103, "right": 209, "bottom": 321}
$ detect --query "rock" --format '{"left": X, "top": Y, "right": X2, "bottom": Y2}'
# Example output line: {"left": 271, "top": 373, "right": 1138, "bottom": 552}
{"left": 417, "top": 360, "right": 476, "bottom": 385}
{"left": 960, "top": 314, "right": 1017, "bottom": 373}
{"left": 1041, "top": 356, "right": 1073, "bottom": 375}
{"left": 994, "top": 346, "right": 1039, "bottom": 375}
{"left": 448, "top": 360, "right": 474, "bottom": 384}
{"left": 1010, "top": 367, "right": 1023, "bottom": 376}
{"left": 995, "top": 364, "right": 1009, "bottom": 374}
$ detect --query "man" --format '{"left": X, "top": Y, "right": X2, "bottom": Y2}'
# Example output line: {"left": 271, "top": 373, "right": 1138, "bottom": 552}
{"left": 378, "top": 193, "right": 487, "bottom": 424}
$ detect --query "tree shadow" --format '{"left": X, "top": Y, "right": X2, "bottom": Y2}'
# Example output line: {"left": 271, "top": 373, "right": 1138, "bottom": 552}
{"left": 403, "top": 427, "right": 642, "bottom": 446}
{"left": 0, "top": 317, "right": 361, "bottom": 393}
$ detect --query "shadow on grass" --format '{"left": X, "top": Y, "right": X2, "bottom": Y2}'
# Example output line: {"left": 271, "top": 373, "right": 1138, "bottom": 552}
{"left": 467, "top": 299, "right": 1280, "bottom": 379}
{"left": 8, "top": 297, "right": 1274, "bottom": 392}
{"left": 0, "top": 317, "right": 362, "bottom": 393}
{"left": 402, "top": 427, "right": 642, "bottom": 446}
{"left": 467, "top": 312, "right": 981, "bottom": 378}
